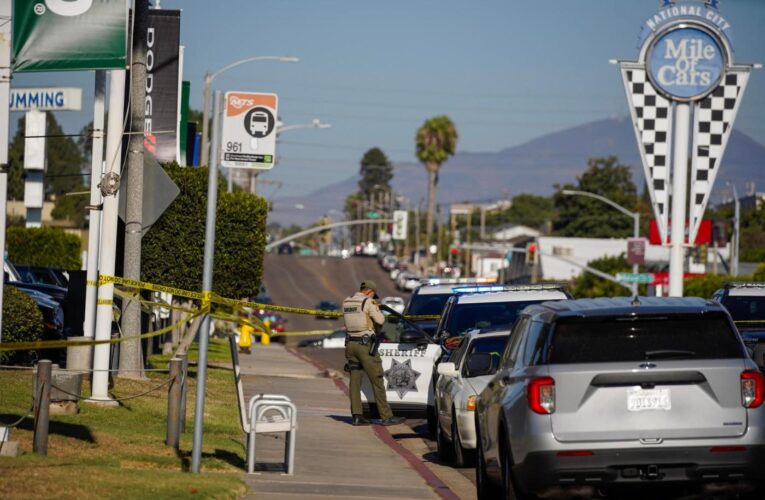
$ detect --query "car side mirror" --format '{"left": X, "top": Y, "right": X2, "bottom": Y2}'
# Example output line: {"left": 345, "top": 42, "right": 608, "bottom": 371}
{"left": 437, "top": 362, "right": 459, "bottom": 378}
{"left": 399, "top": 329, "right": 425, "bottom": 345}
{"left": 465, "top": 352, "right": 493, "bottom": 377}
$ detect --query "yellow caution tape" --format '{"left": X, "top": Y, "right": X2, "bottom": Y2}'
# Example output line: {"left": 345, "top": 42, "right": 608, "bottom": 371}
{"left": 735, "top": 320, "right": 765, "bottom": 324}
{"left": 270, "top": 330, "right": 336, "bottom": 337}
{"left": 96, "top": 299, "right": 113, "bottom": 306}
{"left": 95, "top": 274, "right": 441, "bottom": 320}
{"left": 0, "top": 309, "right": 206, "bottom": 352}
{"left": 98, "top": 275, "right": 204, "bottom": 301}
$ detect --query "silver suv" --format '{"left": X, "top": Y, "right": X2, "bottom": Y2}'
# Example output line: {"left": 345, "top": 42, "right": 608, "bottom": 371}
{"left": 475, "top": 297, "right": 765, "bottom": 499}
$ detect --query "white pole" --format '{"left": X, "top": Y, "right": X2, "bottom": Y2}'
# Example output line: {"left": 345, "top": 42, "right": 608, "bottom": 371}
{"left": 91, "top": 70, "right": 126, "bottom": 402}
{"left": 0, "top": 172, "right": 6, "bottom": 342}
{"left": 0, "top": 0, "right": 11, "bottom": 344}
{"left": 732, "top": 184, "right": 740, "bottom": 276}
{"left": 83, "top": 71, "right": 107, "bottom": 339}
{"left": 668, "top": 103, "right": 691, "bottom": 297}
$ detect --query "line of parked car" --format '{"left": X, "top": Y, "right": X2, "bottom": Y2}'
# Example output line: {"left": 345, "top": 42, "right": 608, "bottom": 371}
{"left": 348, "top": 276, "right": 765, "bottom": 499}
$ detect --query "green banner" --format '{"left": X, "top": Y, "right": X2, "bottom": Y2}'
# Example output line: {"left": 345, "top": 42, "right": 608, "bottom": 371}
{"left": 13, "top": 0, "right": 128, "bottom": 72}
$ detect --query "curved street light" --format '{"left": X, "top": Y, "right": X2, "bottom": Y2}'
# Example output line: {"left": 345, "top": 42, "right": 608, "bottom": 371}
{"left": 276, "top": 118, "right": 331, "bottom": 135}
{"left": 200, "top": 55, "right": 300, "bottom": 166}
{"left": 561, "top": 189, "right": 641, "bottom": 294}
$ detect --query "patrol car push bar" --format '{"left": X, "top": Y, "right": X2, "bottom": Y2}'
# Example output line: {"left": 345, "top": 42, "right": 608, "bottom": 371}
{"left": 379, "top": 304, "right": 436, "bottom": 344}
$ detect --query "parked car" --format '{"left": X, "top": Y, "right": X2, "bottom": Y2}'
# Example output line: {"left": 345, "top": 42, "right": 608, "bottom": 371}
{"left": 475, "top": 297, "right": 765, "bottom": 499}
{"left": 321, "top": 329, "right": 347, "bottom": 349}
{"left": 14, "top": 265, "right": 69, "bottom": 288}
{"left": 435, "top": 329, "right": 510, "bottom": 467}
{"left": 713, "top": 282, "right": 765, "bottom": 369}
{"left": 380, "top": 296, "right": 405, "bottom": 315}
{"left": 314, "top": 300, "right": 339, "bottom": 320}
{"left": 298, "top": 329, "right": 347, "bottom": 349}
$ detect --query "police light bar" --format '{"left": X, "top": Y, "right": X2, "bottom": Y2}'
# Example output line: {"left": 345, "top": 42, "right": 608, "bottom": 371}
{"left": 452, "top": 285, "right": 506, "bottom": 294}
{"left": 421, "top": 277, "right": 498, "bottom": 286}
{"left": 452, "top": 283, "right": 568, "bottom": 294}
{"left": 724, "top": 282, "right": 765, "bottom": 289}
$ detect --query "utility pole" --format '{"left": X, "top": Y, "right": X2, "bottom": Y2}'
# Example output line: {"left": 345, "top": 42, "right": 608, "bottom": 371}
{"left": 120, "top": 0, "right": 149, "bottom": 378}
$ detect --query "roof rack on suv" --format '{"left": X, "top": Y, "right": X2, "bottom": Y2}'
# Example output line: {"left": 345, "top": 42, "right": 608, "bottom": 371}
{"left": 724, "top": 282, "right": 765, "bottom": 289}
{"left": 451, "top": 283, "right": 568, "bottom": 294}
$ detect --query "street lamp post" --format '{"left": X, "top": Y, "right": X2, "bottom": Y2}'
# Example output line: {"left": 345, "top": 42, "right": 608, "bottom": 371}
{"left": 200, "top": 55, "right": 299, "bottom": 167}
{"left": 726, "top": 182, "right": 740, "bottom": 276}
{"left": 236, "top": 118, "right": 330, "bottom": 193}
{"left": 561, "top": 189, "right": 641, "bottom": 295}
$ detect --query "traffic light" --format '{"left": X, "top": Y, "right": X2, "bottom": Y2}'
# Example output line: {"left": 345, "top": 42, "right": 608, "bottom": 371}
{"left": 525, "top": 243, "right": 536, "bottom": 265}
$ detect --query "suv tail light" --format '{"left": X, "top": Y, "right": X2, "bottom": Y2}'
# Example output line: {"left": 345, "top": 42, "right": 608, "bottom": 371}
{"left": 741, "top": 370, "right": 764, "bottom": 408}
{"left": 528, "top": 377, "right": 555, "bottom": 414}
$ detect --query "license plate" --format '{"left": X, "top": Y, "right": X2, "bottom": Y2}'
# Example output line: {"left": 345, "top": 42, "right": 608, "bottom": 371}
{"left": 627, "top": 388, "right": 671, "bottom": 412}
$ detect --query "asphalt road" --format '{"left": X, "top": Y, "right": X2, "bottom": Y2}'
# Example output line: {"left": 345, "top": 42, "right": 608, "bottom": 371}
{"left": 262, "top": 253, "right": 404, "bottom": 334}
{"left": 262, "top": 254, "right": 477, "bottom": 487}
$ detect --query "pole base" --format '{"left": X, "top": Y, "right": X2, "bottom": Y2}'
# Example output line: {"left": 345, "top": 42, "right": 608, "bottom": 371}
{"left": 82, "top": 397, "right": 119, "bottom": 407}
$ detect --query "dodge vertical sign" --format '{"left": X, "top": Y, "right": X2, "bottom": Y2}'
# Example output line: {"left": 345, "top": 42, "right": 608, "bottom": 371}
{"left": 221, "top": 92, "right": 278, "bottom": 170}
{"left": 145, "top": 9, "right": 181, "bottom": 163}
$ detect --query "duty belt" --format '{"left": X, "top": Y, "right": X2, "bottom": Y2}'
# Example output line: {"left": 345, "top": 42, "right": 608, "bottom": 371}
{"left": 347, "top": 334, "right": 373, "bottom": 344}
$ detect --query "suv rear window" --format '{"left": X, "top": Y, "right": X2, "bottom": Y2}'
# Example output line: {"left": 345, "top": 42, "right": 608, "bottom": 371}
{"left": 547, "top": 314, "right": 745, "bottom": 364}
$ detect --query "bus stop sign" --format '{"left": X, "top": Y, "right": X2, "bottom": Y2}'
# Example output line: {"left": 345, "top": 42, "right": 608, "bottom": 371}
{"left": 221, "top": 91, "right": 278, "bottom": 170}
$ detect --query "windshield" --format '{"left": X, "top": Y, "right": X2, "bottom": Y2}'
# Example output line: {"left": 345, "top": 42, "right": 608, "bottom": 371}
{"left": 448, "top": 300, "right": 541, "bottom": 336}
{"left": 465, "top": 336, "right": 509, "bottom": 375}
{"left": 407, "top": 293, "right": 451, "bottom": 316}
{"left": 547, "top": 314, "right": 745, "bottom": 364}
{"left": 723, "top": 295, "right": 765, "bottom": 331}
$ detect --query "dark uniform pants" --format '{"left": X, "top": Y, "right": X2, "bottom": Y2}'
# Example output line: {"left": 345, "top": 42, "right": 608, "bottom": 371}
{"left": 345, "top": 341, "right": 393, "bottom": 420}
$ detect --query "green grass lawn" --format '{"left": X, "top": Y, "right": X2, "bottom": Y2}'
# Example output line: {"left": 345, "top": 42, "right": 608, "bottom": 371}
{"left": 0, "top": 338, "right": 248, "bottom": 499}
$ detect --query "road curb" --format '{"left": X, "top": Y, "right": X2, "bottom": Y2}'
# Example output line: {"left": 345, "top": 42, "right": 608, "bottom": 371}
{"left": 286, "top": 347, "right": 460, "bottom": 500}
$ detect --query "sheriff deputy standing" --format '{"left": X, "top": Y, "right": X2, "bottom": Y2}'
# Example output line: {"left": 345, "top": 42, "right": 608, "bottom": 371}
{"left": 343, "top": 280, "right": 405, "bottom": 426}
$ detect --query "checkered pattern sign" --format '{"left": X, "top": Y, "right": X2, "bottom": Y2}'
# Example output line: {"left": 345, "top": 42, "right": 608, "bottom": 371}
{"left": 620, "top": 64, "right": 673, "bottom": 243}
{"left": 688, "top": 69, "right": 751, "bottom": 244}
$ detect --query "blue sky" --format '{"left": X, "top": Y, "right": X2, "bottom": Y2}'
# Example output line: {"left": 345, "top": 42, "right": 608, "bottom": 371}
{"left": 12, "top": 0, "right": 765, "bottom": 198}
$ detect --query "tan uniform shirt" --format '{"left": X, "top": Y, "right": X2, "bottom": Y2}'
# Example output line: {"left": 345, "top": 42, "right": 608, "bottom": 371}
{"left": 343, "top": 292, "right": 385, "bottom": 337}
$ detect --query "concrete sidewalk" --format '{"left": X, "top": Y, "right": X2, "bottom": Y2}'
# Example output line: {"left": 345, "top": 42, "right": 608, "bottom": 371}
{"left": 237, "top": 344, "right": 446, "bottom": 500}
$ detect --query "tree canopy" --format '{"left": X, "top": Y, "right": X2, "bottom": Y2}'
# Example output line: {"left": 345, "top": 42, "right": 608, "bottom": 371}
{"left": 141, "top": 163, "right": 268, "bottom": 300}
{"left": 553, "top": 156, "right": 638, "bottom": 238}
{"left": 358, "top": 147, "right": 393, "bottom": 196}
{"left": 7, "top": 113, "right": 88, "bottom": 226}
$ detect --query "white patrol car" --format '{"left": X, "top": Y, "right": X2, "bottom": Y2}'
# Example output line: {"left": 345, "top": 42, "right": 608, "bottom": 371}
{"left": 435, "top": 329, "right": 511, "bottom": 467}
{"left": 359, "top": 279, "right": 496, "bottom": 419}
{"left": 713, "top": 282, "right": 765, "bottom": 368}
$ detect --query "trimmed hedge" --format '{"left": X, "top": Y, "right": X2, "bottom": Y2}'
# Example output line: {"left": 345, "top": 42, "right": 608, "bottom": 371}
{"left": 6, "top": 226, "right": 82, "bottom": 269}
{"left": 1, "top": 285, "right": 44, "bottom": 364}
{"left": 142, "top": 163, "right": 268, "bottom": 300}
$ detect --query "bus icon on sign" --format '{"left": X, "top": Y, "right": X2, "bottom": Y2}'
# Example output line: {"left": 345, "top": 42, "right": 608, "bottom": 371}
{"left": 249, "top": 111, "right": 269, "bottom": 137}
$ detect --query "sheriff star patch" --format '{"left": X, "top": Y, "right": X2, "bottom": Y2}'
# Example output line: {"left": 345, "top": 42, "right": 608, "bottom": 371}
{"left": 384, "top": 359, "right": 421, "bottom": 399}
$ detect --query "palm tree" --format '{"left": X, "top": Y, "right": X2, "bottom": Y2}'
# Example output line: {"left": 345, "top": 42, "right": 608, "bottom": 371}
{"left": 416, "top": 115, "right": 458, "bottom": 268}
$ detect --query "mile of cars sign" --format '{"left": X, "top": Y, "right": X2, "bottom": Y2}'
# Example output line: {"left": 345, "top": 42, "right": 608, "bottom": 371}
{"left": 221, "top": 91, "right": 278, "bottom": 170}
{"left": 618, "top": 0, "right": 754, "bottom": 245}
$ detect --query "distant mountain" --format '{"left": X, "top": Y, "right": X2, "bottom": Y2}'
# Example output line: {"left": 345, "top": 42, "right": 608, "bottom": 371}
{"left": 269, "top": 117, "right": 765, "bottom": 226}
